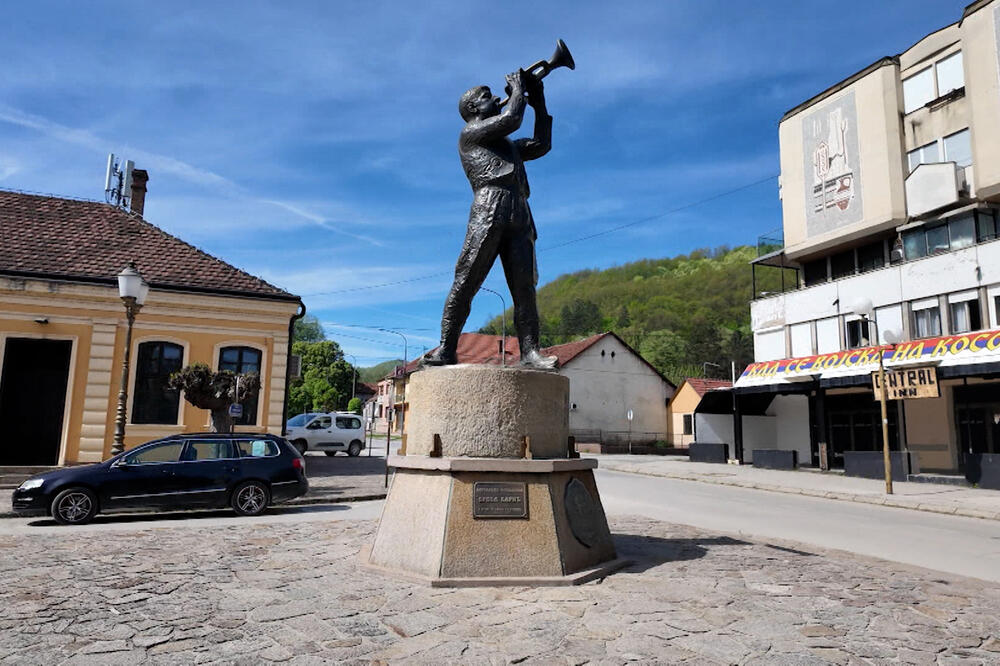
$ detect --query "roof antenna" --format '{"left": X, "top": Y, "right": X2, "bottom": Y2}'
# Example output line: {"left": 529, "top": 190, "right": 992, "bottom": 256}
{"left": 104, "top": 153, "right": 134, "bottom": 211}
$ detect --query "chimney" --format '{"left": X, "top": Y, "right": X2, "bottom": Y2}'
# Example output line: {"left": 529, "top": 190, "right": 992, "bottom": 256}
{"left": 129, "top": 169, "right": 149, "bottom": 217}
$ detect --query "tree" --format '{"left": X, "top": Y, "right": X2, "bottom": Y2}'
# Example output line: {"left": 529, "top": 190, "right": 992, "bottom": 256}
{"left": 347, "top": 397, "right": 362, "bottom": 414}
{"left": 639, "top": 329, "right": 688, "bottom": 375}
{"left": 560, "top": 298, "right": 602, "bottom": 337}
{"left": 293, "top": 315, "right": 326, "bottom": 342}
{"left": 168, "top": 363, "right": 259, "bottom": 433}
{"left": 287, "top": 340, "right": 354, "bottom": 415}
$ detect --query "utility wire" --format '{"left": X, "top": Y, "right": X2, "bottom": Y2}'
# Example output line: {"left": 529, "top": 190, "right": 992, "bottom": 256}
{"left": 302, "top": 173, "right": 777, "bottom": 297}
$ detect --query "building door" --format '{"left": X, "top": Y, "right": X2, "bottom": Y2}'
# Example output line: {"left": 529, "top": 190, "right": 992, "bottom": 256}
{"left": 955, "top": 382, "right": 1000, "bottom": 469}
{"left": 0, "top": 338, "right": 72, "bottom": 465}
{"left": 825, "top": 393, "right": 899, "bottom": 469}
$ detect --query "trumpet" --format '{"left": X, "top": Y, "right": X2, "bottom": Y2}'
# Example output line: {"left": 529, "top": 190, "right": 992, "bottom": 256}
{"left": 498, "top": 39, "right": 575, "bottom": 108}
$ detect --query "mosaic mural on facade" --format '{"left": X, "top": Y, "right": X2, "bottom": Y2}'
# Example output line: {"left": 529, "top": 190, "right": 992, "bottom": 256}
{"left": 802, "top": 90, "right": 863, "bottom": 237}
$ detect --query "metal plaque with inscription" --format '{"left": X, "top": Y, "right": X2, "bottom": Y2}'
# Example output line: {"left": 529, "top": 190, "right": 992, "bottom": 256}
{"left": 473, "top": 482, "right": 527, "bottom": 519}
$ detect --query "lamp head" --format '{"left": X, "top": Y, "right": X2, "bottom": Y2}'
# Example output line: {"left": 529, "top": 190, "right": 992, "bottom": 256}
{"left": 850, "top": 297, "right": 875, "bottom": 319}
{"left": 117, "top": 262, "right": 143, "bottom": 300}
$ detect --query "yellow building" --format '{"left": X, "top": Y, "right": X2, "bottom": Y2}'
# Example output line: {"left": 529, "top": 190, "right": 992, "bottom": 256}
{"left": 666, "top": 378, "right": 732, "bottom": 449}
{"left": 0, "top": 182, "right": 302, "bottom": 466}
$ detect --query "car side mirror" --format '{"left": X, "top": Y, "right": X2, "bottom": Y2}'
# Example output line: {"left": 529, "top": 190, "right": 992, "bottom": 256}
{"left": 112, "top": 458, "right": 131, "bottom": 468}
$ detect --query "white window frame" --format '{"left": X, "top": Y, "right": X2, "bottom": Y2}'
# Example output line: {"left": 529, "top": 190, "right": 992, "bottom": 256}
{"left": 902, "top": 49, "right": 964, "bottom": 114}
{"left": 942, "top": 128, "right": 972, "bottom": 168}
{"left": 949, "top": 298, "right": 981, "bottom": 334}
{"left": 912, "top": 305, "right": 942, "bottom": 339}
{"left": 935, "top": 50, "right": 964, "bottom": 98}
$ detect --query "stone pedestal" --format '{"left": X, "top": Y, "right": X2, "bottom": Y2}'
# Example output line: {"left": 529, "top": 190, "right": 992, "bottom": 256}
{"left": 405, "top": 364, "right": 570, "bottom": 458}
{"left": 361, "top": 366, "right": 627, "bottom": 587}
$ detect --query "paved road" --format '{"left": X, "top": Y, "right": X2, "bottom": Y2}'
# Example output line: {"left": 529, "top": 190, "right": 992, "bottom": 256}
{"left": 595, "top": 467, "right": 1000, "bottom": 583}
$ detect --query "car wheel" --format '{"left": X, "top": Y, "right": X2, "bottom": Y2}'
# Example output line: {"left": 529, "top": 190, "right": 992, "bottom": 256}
{"left": 324, "top": 451, "right": 337, "bottom": 457}
{"left": 51, "top": 488, "right": 98, "bottom": 525}
{"left": 348, "top": 441, "right": 363, "bottom": 457}
{"left": 231, "top": 481, "right": 270, "bottom": 516}
{"left": 292, "top": 439, "right": 308, "bottom": 455}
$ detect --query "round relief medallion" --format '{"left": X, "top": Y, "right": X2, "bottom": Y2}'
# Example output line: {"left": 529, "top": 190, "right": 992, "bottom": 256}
{"left": 564, "top": 477, "right": 599, "bottom": 548}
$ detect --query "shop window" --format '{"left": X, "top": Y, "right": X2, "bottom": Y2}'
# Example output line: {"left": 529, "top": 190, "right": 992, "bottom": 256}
{"left": 132, "top": 341, "right": 183, "bottom": 424}
{"left": 830, "top": 250, "right": 855, "bottom": 279}
{"left": 682, "top": 414, "right": 693, "bottom": 436}
{"left": 857, "top": 241, "right": 885, "bottom": 273}
{"left": 219, "top": 346, "right": 262, "bottom": 426}
{"left": 803, "top": 258, "right": 828, "bottom": 286}
{"left": 950, "top": 300, "right": 982, "bottom": 334}
{"left": 913, "top": 306, "right": 942, "bottom": 339}
{"left": 845, "top": 319, "right": 871, "bottom": 349}
{"left": 943, "top": 129, "right": 972, "bottom": 168}
{"left": 977, "top": 210, "right": 997, "bottom": 242}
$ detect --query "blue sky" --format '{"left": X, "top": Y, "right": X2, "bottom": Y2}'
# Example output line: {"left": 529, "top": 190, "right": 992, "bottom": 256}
{"left": 0, "top": 1, "right": 967, "bottom": 365}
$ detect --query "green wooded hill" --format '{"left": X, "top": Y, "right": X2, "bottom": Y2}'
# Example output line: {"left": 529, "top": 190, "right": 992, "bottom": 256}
{"left": 358, "top": 359, "right": 404, "bottom": 383}
{"left": 478, "top": 245, "right": 794, "bottom": 385}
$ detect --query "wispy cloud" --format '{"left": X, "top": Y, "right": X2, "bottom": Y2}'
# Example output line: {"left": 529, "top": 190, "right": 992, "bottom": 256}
{"left": 0, "top": 155, "right": 19, "bottom": 181}
{"left": 0, "top": 103, "right": 384, "bottom": 246}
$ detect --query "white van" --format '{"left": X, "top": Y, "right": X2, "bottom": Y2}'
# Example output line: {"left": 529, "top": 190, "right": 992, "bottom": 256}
{"left": 285, "top": 412, "right": 366, "bottom": 456}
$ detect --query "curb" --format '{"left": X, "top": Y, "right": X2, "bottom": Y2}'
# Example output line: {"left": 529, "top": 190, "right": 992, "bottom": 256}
{"left": 0, "top": 491, "right": 388, "bottom": 520}
{"left": 598, "top": 462, "right": 1000, "bottom": 522}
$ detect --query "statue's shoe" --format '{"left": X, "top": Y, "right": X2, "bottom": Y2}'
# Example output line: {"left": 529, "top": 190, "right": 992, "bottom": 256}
{"left": 420, "top": 348, "right": 458, "bottom": 366}
{"left": 519, "top": 349, "right": 559, "bottom": 370}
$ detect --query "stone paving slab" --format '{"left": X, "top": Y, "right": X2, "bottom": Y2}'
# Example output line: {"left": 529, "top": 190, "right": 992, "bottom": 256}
{"left": 1, "top": 515, "right": 999, "bottom": 664}
{"left": 592, "top": 454, "right": 1000, "bottom": 522}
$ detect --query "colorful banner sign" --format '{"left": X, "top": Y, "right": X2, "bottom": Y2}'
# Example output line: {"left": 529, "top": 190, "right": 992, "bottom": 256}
{"left": 737, "top": 328, "right": 1000, "bottom": 388}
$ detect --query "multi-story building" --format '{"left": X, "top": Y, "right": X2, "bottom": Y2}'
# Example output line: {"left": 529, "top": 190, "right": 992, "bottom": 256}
{"left": 734, "top": 1, "right": 1000, "bottom": 474}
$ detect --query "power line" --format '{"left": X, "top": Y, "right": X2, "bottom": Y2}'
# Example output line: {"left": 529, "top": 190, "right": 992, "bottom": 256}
{"left": 301, "top": 173, "right": 777, "bottom": 297}
{"left": 538, "top": 174, "right": 777, "bottom": 252}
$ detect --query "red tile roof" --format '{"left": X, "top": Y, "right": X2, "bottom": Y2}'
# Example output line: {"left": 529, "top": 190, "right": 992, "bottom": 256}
{"left": 0, "top": 190, "right": 297, "bottom": 300}
{"left": 684, "top": 377, "right": 733, "bottom": 396}
{"left": 396, "top": 332, "right": 674, "bottom": 390}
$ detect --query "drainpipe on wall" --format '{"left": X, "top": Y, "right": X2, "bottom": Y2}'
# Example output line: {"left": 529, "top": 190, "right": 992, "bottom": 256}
{"left": 281, "top": 300, "right": 307, "bottom": 436}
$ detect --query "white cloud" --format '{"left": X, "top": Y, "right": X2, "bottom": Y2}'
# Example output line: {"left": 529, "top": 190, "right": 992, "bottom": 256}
{"left": 0, "top": 156, "right": 20, "bottom": 181}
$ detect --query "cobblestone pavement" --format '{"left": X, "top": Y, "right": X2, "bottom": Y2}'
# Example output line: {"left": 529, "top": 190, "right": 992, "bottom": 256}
{"left": 2, "top": 516, "right": 999, "bottom": 665}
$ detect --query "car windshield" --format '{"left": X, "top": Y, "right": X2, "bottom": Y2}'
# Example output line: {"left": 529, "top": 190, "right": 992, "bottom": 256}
{"left": 287, "top": 413, "right": 319, "bottom": 427}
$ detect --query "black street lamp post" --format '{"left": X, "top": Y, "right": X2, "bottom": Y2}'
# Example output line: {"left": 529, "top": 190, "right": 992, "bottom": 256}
{"left": 111, "top": 263, "right": 149, "bottom": 457}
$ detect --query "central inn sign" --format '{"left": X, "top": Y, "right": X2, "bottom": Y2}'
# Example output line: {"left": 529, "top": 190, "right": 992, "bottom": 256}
{"left": 736, "top": 328, "right": 1000, "bottom": 389}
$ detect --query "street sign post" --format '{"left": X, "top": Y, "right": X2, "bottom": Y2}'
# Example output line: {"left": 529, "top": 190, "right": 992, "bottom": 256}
{"left": 627, "top": 408, "right": 633, "bottom": 455}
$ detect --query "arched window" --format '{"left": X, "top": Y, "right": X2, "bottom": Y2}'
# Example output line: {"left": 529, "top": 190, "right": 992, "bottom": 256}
{"left": 132, "top": 342, "right": 183, "bottom": 424}
{"left": 219, "top": 346, "right": 262, "bottom": 426}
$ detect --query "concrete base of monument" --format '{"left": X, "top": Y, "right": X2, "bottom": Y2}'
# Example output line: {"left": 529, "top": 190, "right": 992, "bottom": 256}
{"left": 361, "top": 456, "right": 629, "bottom": 587}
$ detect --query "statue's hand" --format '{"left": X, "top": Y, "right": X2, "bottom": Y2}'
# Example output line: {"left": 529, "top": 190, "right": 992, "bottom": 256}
{"left": 505, "top": 70, "right": 525, "bottom": 97}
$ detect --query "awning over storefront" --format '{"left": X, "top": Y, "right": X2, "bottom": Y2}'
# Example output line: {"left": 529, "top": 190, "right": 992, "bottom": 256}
{"left": 696, "top": 390, "right": 774, "bottom": 414}
{"left": 736, "top": 327, "right": 1000, "bottom": 392}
